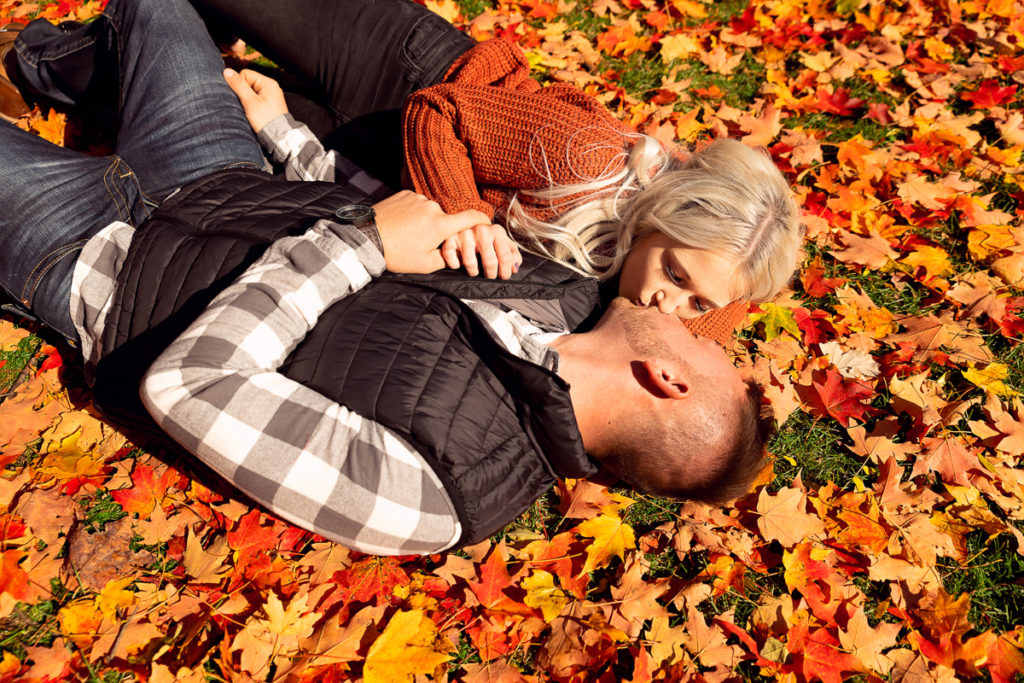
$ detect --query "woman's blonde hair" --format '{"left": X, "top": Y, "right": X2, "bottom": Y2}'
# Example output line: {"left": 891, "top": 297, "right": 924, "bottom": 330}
{"left": 505, "top": 133, "right": 803, "bottom": 301}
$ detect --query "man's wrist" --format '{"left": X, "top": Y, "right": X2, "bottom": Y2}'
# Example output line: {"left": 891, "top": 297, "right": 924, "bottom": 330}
{"left": 356, "top": 220, "right": 384, "bottom": 256}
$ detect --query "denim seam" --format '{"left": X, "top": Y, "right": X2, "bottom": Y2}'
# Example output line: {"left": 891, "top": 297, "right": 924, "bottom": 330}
{"left": 14, "top": 31, "right": 103, "bottom": 68}
{"left": 221, "top": 160, "right": 262, "bottom": 171}
{"left": 20, "top": 240, "right": 88, "bottom": 305}
{"left": 102, "top": 157, "right": 130, "bottom": 223}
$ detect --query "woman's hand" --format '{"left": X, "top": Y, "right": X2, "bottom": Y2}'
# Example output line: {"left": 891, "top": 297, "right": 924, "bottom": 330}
{"left": 223, "top": 68, "right": 288, "bottom": 134}
{"left": 441, "top": 224, "right": 522, "bottom": 279}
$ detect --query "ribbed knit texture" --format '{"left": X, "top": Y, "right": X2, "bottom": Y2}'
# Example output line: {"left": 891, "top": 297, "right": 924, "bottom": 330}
{"left": 403, "top": 38, "right": 629, "bottom": 222}
{"left": 402, "top": 38, "right": 748, "bottom": 345}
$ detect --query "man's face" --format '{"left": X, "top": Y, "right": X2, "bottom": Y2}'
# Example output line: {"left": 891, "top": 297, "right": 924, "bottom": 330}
{"left": 604, "top": 297, "right": 744, "bottom": 392}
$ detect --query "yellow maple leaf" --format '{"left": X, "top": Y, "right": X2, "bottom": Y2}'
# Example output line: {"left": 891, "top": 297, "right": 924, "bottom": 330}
{"left": 58, "top": 599, "right": 102, "bottom": 650}
{"left": 900, "top": 245, "right": 954, "bottom": 280}
{"left": 363, "top": 610, "right": 453, "bottom": 682}
{"left": 96, "top": 576, "right": 136, "bottom": 621}
{"left": 659, "top": 33, "right": 700, "bottom": 63}
{"left": 577, "top": 513, "right": 636, "bottom": 574}
{"left": 668, "top": 0, "right": 707, "bottom": 18}
{"left": 968, "top": 224, "right": 1017, "bottom": 260}
{"left": 521, "top": 570, "right": 570, "bottom": 622}
{"left": 423, "top": 0, "right": 459, "bottom": 23}
{"left": 31, "top": 108, "right": 66, "bottom": 146}
{"left": 748, "top": 303, "right": 800, "bottom": 341}
{"left": 963, "top": 363, "right": 1019, "bottom": 398}
{"left": 673, "top": 107, "right": 706, "bottom": 142}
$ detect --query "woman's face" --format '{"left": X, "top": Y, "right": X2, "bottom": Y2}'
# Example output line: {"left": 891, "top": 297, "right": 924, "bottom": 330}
{"left": 617, "top": 233, "right": 742, "bottom": 320}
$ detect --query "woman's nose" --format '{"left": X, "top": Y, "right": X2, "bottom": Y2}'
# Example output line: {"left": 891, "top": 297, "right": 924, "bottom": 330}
{"left": 654, "top": 290, "right": 688, "bottom": 317}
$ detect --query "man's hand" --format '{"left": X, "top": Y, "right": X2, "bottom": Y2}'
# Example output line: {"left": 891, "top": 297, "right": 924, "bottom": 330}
{"left": 223, "top": 68, "right": 288, "bottom": 134}
{"left": 372, "top": 192, "right": 494, "bottom": 274}
{"left": 441, "top": 224, "right": 522, "bottom": 279}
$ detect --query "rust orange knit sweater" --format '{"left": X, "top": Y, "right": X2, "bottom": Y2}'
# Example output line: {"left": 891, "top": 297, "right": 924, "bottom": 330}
{"left": 401, "top": 38, "right": 746, "bottom": 345}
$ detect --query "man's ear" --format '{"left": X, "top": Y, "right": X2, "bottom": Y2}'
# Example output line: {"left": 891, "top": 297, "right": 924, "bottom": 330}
{"left": 636, "top": 359, "right": 690, "bottom": 399}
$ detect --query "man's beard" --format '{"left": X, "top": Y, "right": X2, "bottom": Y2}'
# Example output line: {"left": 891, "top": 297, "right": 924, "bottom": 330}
{"left": 611, "top": 298, "right": 684, "bottom": 365}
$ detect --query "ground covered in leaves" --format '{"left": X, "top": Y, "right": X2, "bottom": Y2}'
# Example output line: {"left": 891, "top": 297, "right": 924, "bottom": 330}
{"left": 0, "top": 0, "right": 1023, "bottom": 680}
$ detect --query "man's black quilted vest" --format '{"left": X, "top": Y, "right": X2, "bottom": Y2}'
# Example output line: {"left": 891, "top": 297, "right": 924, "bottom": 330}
{"left": 90, "top": 168, "right": 601, "bottom": 545}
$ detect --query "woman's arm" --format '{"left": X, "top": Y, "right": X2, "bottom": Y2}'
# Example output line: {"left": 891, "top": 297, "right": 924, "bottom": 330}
{"left": 402, "top": 41, "right": 628, "bottom": 219}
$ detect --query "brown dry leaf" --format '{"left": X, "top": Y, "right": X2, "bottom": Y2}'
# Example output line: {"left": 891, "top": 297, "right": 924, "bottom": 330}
{"left": 848, "top": 422, "right": 918, "bottom": 466}
{"left": 182, "top": 528, "right": 229, "bottom": 584}
{"left": 13, "top": 486, "right": 76, "bottom": 551}
{"left": 839, "top": 606, "right": 902, "bottom": 675}
{"left": 62, "top": 517, "right": 155, "bottom": 592}
{"left": 680, "top": 604, "right": 744, "bottom": 669}
{"left": 883, "top": 313, "right": 993, "bottom": 365}
{"left": 606, "top": 554, "right": 670, "bottom": 638}
{"left": 756, "top": 486, "right": 826, "bottom": 548}
{"left": 947, "top": 272, "right": 1009, "bottom": 321}
{"left": 830, "top": 231, "right": 899, "bottom": 269}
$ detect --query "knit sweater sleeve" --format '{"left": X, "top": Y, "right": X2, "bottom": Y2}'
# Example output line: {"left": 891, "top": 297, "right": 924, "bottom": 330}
{"left": 402, "top": 39, "right": 629, "bottom": 220}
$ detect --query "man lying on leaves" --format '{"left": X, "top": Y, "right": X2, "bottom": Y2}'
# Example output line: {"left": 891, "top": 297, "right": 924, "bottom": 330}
{"left": 0, "top": 0, "right": 773, "bottom": 554}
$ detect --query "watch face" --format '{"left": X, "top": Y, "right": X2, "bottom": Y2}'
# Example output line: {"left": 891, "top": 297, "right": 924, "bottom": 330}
{"left": 335, "top": 205, "right": 374, "bottom": 225}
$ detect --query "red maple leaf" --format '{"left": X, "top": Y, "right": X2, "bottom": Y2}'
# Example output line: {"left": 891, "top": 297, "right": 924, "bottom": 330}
{"left": 331, "top": 556, "right": 409, "bottom": 606}
{"left": 729, "top": 6, "right": 756, "bottom": 32}
{"left": 36, "top": 344, "right": 63, "bottom": 375}
{"left": 0, "top": 550, "right": 33, "bottom": 600}
{"left": 815, "top": 87, "right": 864, "bottom": 116}
{"left": 800, "top": 259, "right": 846, "bottom": 298}
{"left": 809, "top": 368, "right": 875, "bottom": 427}
{"left": 110, "top": 462, "right": 182, "bottom": 516}
{"left": 960, "top": 79, "right": 1018, "bottom": 109}
{"left": 467, "top": 548, "right": 532, "bottom": 616}
{"left": 793, "top": 307, "right": 833, "bottom": 346}
{"left": 226, "top": 509, "right": 280, "bottom": 567}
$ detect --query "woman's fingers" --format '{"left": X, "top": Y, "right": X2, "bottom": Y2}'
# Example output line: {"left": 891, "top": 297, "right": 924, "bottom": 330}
{"left": 476, "top": 226, "right": 499, "bottom": 279}
{"left": 441, "top": 236, "right": 461, "bottom": 270}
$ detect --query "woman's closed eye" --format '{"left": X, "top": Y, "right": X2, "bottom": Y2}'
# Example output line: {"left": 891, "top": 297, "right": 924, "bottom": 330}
{"left": 664, "top": 264, "right": 711, "bottom": 314}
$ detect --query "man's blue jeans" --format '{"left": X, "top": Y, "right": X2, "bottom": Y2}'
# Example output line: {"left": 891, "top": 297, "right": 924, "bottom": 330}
{"left": 0, "top": 0, "right": 266, "bottom": 340}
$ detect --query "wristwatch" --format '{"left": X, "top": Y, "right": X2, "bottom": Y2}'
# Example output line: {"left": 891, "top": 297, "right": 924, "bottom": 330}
{"left": 334, "top": 204, "right": 383, "bottom": 254}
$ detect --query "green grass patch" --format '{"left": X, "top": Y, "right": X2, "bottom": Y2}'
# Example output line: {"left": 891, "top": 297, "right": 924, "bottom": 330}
{"left": 0, "top": 579, "right": 74, "bottom": 659}
{"left": 456, "top": 0, "right": 493, "bottom": 22}
{"left": 0, "top": 334, "right": 42, "bottom": 394}
{"left": 769, "top": 410, "right": 868, "bottom": 490}
{"left": 77, "top": 490, "right": 129, "bottom": 534}
{"left": 938, "top": 529, "right": 1024, "bottom": 634}
{"left": 671, "top": 51, "right": 767, "bottom": 109}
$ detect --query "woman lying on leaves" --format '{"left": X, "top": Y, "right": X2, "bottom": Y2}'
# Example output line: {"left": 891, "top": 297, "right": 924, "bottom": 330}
{"left": 191, "top": 0, "right": 804, "bottom": 345}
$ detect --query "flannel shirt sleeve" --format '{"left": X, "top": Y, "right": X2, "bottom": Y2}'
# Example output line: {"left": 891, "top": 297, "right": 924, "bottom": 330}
{"left": 257, "top": 113, "right": 392, "bottom": 200}
{"left": 140, "top": 220, "right": 461, "bottom": 555}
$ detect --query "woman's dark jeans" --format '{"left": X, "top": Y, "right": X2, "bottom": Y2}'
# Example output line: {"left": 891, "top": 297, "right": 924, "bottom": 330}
{"left": 189, "top": 0, "right": 474, "bottom": 187}
{"left": 0, "top": 0, "right": 266, "bottom": 340}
